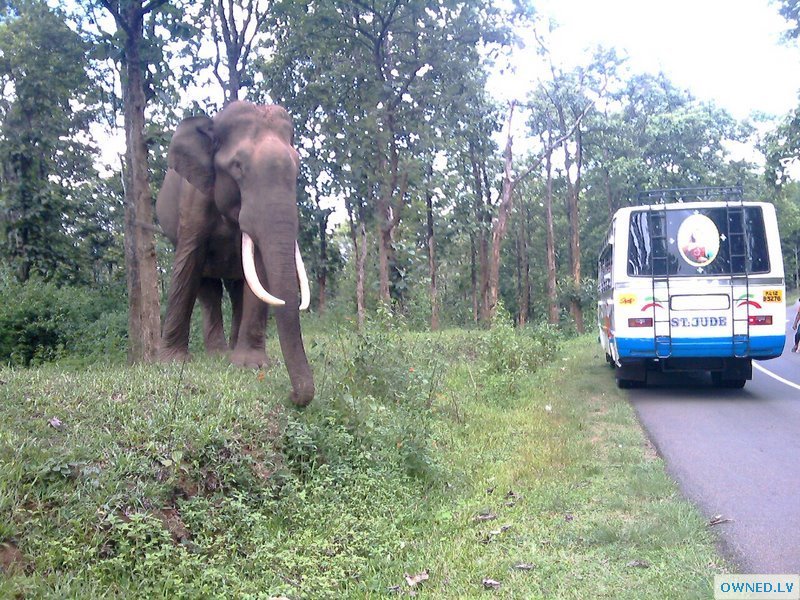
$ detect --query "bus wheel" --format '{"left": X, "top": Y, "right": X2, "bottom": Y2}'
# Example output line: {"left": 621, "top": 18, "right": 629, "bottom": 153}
{"left": 616, "top": 377, "right": 637, "bottom": 389}
{"left": 723, "top": 379, "right": 746, "bottom": 389}
{"left": 711, "top": 372, "right": 746, "bottom": 389}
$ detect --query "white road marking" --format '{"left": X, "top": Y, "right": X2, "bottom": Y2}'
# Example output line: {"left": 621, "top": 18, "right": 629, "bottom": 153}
{"left": 753, "top": 361, "right": 800, "bottom": 391}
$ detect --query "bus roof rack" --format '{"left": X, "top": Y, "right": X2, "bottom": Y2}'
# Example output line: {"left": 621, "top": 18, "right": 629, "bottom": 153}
{"left": 636, "top": 185, "right": 743, "bottom": 204}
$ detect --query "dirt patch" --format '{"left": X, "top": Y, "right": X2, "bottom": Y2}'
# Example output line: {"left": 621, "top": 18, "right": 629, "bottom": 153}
{"left": 153, "top": 507, "right": 192, "bottom": 544}
{"left": 0, "top": 541, "right": 28, "bottom": 575}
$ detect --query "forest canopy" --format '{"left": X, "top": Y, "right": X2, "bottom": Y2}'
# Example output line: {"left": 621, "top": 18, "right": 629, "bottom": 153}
{"left": 1, "top": 0, "right": 800, "bottom": 363}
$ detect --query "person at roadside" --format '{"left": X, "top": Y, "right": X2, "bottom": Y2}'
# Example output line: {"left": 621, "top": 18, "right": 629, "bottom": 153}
{"left": 793, "top": 298, "right": 800, "bottom": 352}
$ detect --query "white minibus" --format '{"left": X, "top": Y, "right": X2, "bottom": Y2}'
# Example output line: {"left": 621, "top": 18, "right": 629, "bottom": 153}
{"left": 597, "top": 187, "right": 786, "bottom": 388}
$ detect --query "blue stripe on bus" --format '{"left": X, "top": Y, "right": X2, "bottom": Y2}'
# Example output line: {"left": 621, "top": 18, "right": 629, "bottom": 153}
{"left": 615, "top": 335, "right": 785, "bottom": 359}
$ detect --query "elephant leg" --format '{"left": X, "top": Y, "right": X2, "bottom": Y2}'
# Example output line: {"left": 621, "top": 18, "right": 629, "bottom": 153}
{"left": 224, "top": 278, "right": 244, "bottom": 350}
{"left": 158, "top": 182, "right": 213, "bottom": 363}
{"left": 229, "top": 282, "right": 269, "bottom": 368}
{"left": 198, "top": 278, "right": 227, "bottom": 355}
{"left": 159, "top": 245, "right": 206, "bottom": 362}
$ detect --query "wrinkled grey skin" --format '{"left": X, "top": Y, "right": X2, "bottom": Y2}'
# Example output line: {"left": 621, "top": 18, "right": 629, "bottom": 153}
{"left": 156, "top": 101, "right": 314, "bottom": 407}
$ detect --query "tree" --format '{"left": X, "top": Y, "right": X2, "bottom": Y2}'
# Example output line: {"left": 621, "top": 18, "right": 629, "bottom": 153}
{"left": 763, "top": 107, "right": 800, "bottom": 187}
{"left": 267, "top": 0, "right": 506, "bottom": 313}
{"left": 207, "top": 0, "right": 273, "bottom": 104}
{"left": 94, "top": 0, "right": 170, "bottom": 363}
{"left": 485, "top": 95, "right": 593, "bottom": 325}
{"left": 778, "top": 0, "right": 800, "bottom": 39}
{"left": 0, "top": 0, "right": 100, "bottom": 283}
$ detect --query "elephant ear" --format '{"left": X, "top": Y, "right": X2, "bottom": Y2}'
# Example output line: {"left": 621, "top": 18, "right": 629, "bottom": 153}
{"left": 167, "top": 115, "right": 215, "bottom": 195}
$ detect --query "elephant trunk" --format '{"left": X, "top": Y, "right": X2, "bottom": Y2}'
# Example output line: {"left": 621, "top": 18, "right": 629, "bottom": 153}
{"left": 249, "top": 229, "right": 314, "bottom": 407}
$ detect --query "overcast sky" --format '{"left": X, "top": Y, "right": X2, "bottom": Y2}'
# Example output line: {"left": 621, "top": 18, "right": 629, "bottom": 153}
{"left": 516, "top": 0, "right": 800, "bottom": 120}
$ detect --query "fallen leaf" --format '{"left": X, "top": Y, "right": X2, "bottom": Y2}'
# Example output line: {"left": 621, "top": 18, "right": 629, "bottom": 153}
{"left": 513, "top": 563, "right": 535, "bottom": 571}
{"left": 482, "top": 578, "right": 501, "bottom": 590}
{"left": 386, "top": 585, "right": 402, "bottom": 594}
{"left": 257, "top": 370, "right": 266, "bottom": 382}
{"left": 404, "top": 570, "right": 429, "bottom": 588}
{"left": 48, "top": 417, "right": 63, "bottom": 430}
{"left": 626, "top": 560, "right": 650, "bottom": 569}
{"left": 708, "top": 514, "right": 732, "bottom": 526}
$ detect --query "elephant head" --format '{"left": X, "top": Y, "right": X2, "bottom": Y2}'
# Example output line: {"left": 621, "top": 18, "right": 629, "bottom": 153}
{"left": 166, "top": 101, "right": 314, "bottom": 406}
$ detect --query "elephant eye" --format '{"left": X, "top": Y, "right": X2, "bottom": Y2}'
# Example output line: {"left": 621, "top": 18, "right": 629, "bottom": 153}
{"left": 230, "top": 159, "right": 244, "bottom": 178}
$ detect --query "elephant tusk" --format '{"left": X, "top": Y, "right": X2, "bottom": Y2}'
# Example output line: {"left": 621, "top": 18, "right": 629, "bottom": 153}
{"left": 296, "top": 242, "right": 311, "bottom": 311}
{"left": 241, "top": 233, "right": 285, "bottom": 306}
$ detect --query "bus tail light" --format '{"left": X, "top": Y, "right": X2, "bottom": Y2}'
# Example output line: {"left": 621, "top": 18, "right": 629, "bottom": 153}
{"left": 748, "top": 315, "right": 773, "bottom": 326}
{"left": 628, "top": 317, "right": 653, "bottom": 327}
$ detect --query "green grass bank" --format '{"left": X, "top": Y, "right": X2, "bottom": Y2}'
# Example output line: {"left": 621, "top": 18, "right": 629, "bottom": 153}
{"left": 0, "top": 322, "right": 727, "bottom": 598}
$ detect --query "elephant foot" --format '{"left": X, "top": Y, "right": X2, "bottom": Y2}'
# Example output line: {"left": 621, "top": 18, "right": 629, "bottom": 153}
{"left": 230, "top": 347, "right": 270, "bottom": 369}
{"left": 289, "top": 381, "right": 315, "bottom": 408}
{"left": 158, "top": 346, "right": 192, "bottom": 364}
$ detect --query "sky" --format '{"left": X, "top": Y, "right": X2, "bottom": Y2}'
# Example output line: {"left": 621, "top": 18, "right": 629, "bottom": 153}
{"left": 510, "top": 0, "right": 800, "bottom": 121}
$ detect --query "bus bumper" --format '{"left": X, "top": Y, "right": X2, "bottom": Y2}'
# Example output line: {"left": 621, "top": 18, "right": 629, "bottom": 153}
{"left": 615, "top": 335, "right": 785, "bottom": 360}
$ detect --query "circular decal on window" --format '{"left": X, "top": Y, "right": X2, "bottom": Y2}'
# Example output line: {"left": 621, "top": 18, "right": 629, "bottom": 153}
{"left": 677, "top": 214, "right": 720, "bottom": 267}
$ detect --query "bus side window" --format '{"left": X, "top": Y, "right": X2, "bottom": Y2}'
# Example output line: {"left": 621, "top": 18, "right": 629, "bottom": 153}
{"left": 598, "top": 245, "right": 612, "bottom": 293}
{"left": 628, "top": 212, "right": 651, "bottom": 276}
{"left": 745, "top": 208, "right": 770, "bottom": 273}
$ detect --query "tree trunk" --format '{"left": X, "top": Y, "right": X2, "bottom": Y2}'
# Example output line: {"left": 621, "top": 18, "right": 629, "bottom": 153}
{"left": 517, "top": 203, "right": 530, "bottom": 327}
{"left": 121, "top": 5, "right": 161, "bottom": 363}
{"left": 486, "top": 130, "right": 517, "bottom": 324}
{"left": 544, "top": 148, "right": 559, "bottom": 325}
{"left": 347, "top": 200, "right": 367, "bottom": 330}
{"left": 486, "top": 101, "right": 537, "bottom": 325}
{"left": 468, "top": 141, "right": 490, "bottom": 324}
{"left": 375, "top": 106, "right": 406, "bottom": 307}
{"left": 355, "top": 220, "right": 367, "bottom": 329}
{"left": 470, "top": 235, "right": 478, "bottom": 324}
{"left": 561, "top": 127, "right": 584, "bottom": 334}
{"left": 211, "top": 0, "right": 270, "bottom": 105}
{"left": 426, "top": 183, "right": 438, "bottom": 330}
{"left": 377, "top": 200, "right": 392, "bottom": 306}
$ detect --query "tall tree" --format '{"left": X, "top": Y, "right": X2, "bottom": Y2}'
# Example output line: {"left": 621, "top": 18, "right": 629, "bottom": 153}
{"left": 486, "top": 97, "right": 592, "bottom": 324}
{"left": 95, "top": 0, "right": 169, "bottom": 363}
{"left": 267, "top": 0, "right": 506, "bottom": 310}
{"left": 0, "top": 0, "right": 98, "bottom": 283}
{"left": 207, "top": 0, "right": 272, "bottom": 104}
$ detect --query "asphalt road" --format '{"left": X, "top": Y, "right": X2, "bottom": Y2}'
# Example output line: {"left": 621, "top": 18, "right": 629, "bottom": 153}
{"left": 627, "top": 303, "right": 800, "bottom": 574}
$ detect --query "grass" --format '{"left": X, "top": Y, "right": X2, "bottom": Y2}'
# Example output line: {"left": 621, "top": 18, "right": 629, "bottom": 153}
{"left": 0, "top": 324, "right": 727, "bottom": 598}
{"left": 402, "top": 338, "right": 727, "bottom": 598}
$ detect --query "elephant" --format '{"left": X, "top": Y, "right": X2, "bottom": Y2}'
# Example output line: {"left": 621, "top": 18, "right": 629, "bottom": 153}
{"left": 156, "top": 100, "right": 314, "bottom": 407}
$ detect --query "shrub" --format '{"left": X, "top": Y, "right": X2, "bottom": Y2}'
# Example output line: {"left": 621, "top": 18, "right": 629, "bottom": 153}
{"left": 0, "top": 278, "right": 127, "bottom": 366}
{"left": 478, "top": 308, "right": 564, "bottom": 377}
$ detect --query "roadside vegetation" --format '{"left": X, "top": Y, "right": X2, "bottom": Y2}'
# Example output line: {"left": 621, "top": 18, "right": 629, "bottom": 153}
{"left": 1, "top": 307, "right": 727, "bottom": 598}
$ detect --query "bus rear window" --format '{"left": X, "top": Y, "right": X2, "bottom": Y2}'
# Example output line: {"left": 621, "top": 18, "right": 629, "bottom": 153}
{"left": 627, "top": 206, "right": 770, "bottom": 276}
